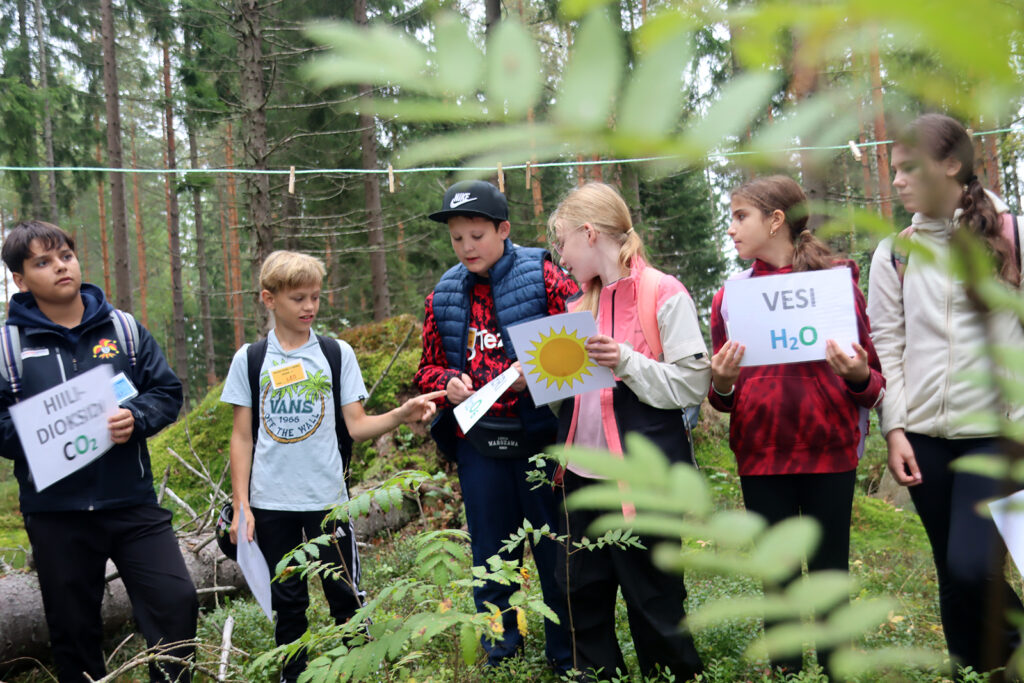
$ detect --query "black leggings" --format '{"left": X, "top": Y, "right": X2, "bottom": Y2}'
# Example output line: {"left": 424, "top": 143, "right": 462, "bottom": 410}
{"left": 905, "top": 433, "right": 1023, "bottom": 678}
{"left": 251, "top": 508, "right": 363, "bottom": 682}
{"left": 740, "top": 469, "right": 857, "bottom": 673}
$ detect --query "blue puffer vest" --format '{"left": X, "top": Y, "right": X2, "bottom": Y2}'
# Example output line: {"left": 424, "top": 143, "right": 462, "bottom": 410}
{"left": 430, "top": 239, "right": 557, "bottom": 451}
{"left": 432, "top": 239, "right": 549, "bottom": 368}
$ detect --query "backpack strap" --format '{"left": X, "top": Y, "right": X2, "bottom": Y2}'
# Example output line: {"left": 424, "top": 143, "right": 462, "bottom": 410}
{"left": 0, "top": 325, "right": 23, "bottom": 396}
{"left": 637, "top": 267, "right": 664, "bottom": 360}
{"left": 246, "top": 337, "right": 269, "bottom": 449}
{"left": 109, "top": 309, "right": 138, "bottom": 367}
{"left": 890, "top": 226, "right": 916, "bottom": 285}
{"left": 316, "top": 334, "right": 355, "bottom": 484}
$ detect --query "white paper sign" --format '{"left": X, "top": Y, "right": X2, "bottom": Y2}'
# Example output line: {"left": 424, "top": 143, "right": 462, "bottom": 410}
{"left": 723, "top": 268, "right": 859, "bottom": 367}
{"left": 989, "top": 490, "right": 1024, "bottom": 575}
{"left": 454, "top": 366, "right": 521, "bottom": 434}
{"left": 507, "top": 312, "right": 616, "bottom": 406}
{"left": 235, "top": 509, "right": 274, "bottom": 621}
{"left": 9, "top": 364, "right": 118, "bottom": 491}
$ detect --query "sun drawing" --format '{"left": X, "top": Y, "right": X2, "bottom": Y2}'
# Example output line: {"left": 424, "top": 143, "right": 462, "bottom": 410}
{"left": 523, "top": 326, "right": 595, "bottom": 389}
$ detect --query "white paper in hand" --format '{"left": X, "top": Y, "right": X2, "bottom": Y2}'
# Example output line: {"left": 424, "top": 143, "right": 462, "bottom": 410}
{"left": 9, "top": 364, "right": 117, "bottom": 491}
{"left": 723, "top": 267, "right": 858, "bottom": 367}
{"left": 453, "top": 366, "right": 520, "bottom": 434}
{"left": 989, "top": 489, "right": 1024, "bottom": 575}
{"left": 235, "top": 509, "right": 274, "bottom": 621}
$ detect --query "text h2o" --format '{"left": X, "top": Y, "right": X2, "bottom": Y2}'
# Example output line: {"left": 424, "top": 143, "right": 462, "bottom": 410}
{"left": 63, "top": 435, "right": 98, "bottom": 460}
{"left": 769, "top": 326, "right": 818, "bottom": 351}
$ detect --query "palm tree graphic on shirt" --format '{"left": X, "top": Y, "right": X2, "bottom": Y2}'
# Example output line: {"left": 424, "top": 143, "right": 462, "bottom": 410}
{"left": 259, "top": 363, "right": 331, "bottom": 444}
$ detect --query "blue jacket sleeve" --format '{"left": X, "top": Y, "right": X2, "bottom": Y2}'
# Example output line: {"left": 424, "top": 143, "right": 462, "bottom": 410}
{"left": 122, "top": 324, "right": 184, "bottom": 439}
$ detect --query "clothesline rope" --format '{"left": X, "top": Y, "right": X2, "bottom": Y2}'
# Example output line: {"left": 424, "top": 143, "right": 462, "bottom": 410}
{"left": 0, "top": 126, "right": 1018, "bottom": 176}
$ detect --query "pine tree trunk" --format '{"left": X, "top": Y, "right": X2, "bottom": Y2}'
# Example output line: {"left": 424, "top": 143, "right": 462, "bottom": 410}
{"left": 858, "top": 114, "right": 876, "bottom": 211}
{"left": 17, "top": 0, "right": 42, "bottom": 218}
{"left": 236, "top": 0, "right": 272, "bottom": 332}
{"left": 100, "top": 0, "right": 133, "bottom": 310}
{"left": 185, "top": 109, "right": 217, "bottom": 386}
{"left": 354, "top": 0, "right": 391, "bottom": 321}
{"left": 95, "top": 140, "right": 112, "bottom": 295}
{"left": 983, "top": 133, "right": 1001, "bottom": 195}
{"left": 869, "top": 41, "right": 892, "bottom": 220}
{"left": 162, "top": 42, "right": 188, "bottom": 409}
{"left": 129, "top": 122, "right": 149, "bottom": 327}
{"left": 223, "top": 127, "right": 245, "bottom": 348}
{"left": 33, "top": 0, "right": 58, "bottom": 224}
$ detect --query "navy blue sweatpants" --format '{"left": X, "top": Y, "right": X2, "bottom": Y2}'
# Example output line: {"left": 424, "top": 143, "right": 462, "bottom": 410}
{"left": 455, "top": 439, "right": 572, "bottom": 669}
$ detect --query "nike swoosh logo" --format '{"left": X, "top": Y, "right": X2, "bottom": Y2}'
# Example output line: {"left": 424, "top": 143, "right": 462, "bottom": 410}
{"left": 449, "top": 197, "right": 478, "bottom": 208}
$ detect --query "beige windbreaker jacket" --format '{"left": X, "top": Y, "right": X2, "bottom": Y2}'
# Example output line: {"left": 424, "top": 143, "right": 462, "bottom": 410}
{"left": 867, "top": 193, "right": 1024, "bottom": 438}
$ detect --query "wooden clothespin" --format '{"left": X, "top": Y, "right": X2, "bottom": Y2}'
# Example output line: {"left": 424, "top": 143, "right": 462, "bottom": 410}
{"left": 387, "top": 164, "right": 395, "bottom": 193}
{"left": 525, "top": 161, "right": 532, "bottom": 189}
{"left": 497, "top": 162, "right": 504, "bottom": 193}
{"left": 288, "top": 166, "right": 295, "bottom": 194}
{"left": 848, "top": 141, "right": 862, "bottom": 161}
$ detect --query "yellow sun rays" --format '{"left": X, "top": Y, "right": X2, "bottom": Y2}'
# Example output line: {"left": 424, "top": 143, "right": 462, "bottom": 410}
{"left": 523, "top": 327, "right": 595, "bottom": 389}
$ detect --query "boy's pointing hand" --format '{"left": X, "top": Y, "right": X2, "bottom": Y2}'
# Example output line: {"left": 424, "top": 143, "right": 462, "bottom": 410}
{"left": 399, "top": 390, "right": 447, "bottom": 424}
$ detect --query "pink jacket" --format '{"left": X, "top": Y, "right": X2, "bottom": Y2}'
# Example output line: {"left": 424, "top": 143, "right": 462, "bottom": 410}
{"left": 558, "top": 259, "right": 710, "bottom": 464}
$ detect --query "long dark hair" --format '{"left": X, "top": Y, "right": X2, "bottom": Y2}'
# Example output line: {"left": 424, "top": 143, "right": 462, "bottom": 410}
{"left": 895, "top": 113, "right": 1018, "bottom": 284}
{"left": 731, "top": 175, "right": 833, "bottom": 272}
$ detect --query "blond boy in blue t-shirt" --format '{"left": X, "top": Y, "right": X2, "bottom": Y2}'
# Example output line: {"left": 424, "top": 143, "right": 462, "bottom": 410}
{"left": 221, "top": 250, "right": 442, "bottom": 683}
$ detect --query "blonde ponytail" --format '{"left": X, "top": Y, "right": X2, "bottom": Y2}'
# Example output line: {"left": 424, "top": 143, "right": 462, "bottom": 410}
{"left": 548, "top": 182, "right": 646, "bottom": 316}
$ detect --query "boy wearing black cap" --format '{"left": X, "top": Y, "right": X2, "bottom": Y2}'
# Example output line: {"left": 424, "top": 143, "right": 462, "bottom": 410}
{"left": 414, "top": 180, "right": 577, "bottom": 672}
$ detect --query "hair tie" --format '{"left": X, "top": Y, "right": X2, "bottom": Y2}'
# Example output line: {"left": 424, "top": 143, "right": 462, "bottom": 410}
{"left": 626, "top": 228, "right": 635, "bottom": 236}
{"left": 968, "top": 174, "right": 979, "bottom": 184}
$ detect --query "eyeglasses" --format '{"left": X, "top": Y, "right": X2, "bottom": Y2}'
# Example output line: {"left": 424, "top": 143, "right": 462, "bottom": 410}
{"left": 551, "top": 224, "right": 587, "bottom": 255}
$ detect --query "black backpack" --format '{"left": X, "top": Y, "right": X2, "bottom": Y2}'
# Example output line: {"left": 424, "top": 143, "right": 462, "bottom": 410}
{"left": 246, "top": 335, "right": 355, "bottom": 482}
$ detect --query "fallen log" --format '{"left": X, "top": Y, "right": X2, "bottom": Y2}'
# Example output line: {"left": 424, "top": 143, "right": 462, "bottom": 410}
{"left": 0, "top": 532, "right": 246, "bottom": 671}
{"left": 0, "top": 484, "right": 444, "bottom": 673}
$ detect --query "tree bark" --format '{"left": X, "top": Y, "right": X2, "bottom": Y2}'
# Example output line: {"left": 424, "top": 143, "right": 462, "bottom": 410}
{"left": 95, "top": 140, "right": 112, "bottom": 295}
{"left": 869, "top": 41, "right": 892, "bottom": 220}
{"left": 129, "top": 122, "right": 149, "bottom": 327}
{"left": 33, "top": 0, "right": 58, "bottom": 224}
{"left": 184, "top": 101, "right": 217, "bottom": 386}
{"left": 17, "top": 0, "right": 43, "bottom": 218}
{"left": 236, "top": 0, "right": 272, "bottom": 332}
{"left": 100, "top": 0, "right": 133, "bottom": 310}
{"left": 354, "top": 0, "right": 391, "bottom": 321}
{"left": 223, "top": 127, "right": 245, "bottom": 349}
{"left": 162, "top": 42, "right": 188, "bottom": 409}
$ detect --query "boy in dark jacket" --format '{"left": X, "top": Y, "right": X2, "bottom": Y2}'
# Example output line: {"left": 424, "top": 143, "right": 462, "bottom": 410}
{"left": 0, "top": 221, "right": 196, "bottom": 683}
{"left": 414, "top": 180, "right": 577, "bottom": 673}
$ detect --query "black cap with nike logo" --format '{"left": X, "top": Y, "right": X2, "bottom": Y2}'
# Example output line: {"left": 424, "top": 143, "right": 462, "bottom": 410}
{"left": 429, "top": 180, "right": 509, "bottom": 223}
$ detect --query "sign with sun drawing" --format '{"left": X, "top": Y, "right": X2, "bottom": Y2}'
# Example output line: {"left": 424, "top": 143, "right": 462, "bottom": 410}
{"left": 507, "top": 311, "right": 616, "bottom": 406}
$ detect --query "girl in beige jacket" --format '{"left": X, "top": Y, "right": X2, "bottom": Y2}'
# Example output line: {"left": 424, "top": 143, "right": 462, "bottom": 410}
{"left": 867, "top": 113, "right": 1024, "bottom": 681}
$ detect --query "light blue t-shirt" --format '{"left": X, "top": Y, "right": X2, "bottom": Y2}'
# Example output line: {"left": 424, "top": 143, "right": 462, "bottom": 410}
{"left": 220, "top": 330, "right": 368, "bottom": 510}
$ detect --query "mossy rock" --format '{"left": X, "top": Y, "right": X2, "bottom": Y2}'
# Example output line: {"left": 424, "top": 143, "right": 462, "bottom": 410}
{"left": 149, "top": 315, "right": 431, "bottom": 521}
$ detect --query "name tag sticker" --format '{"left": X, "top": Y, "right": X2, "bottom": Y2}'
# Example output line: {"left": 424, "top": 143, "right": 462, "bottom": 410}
{"left": 269, "top": 361, "right": 307, "bottom": 390}
{"left": 111, "top": 372, "right": 139, "bottom": 404}
{"left": 21, "top": 348, "right": 50, "bottom": 359}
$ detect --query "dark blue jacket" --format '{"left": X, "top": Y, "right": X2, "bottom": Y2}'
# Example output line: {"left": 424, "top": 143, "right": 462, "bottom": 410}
{"left": 432, "top": 239, "right": 550, "bottom": 368}
{"left": 0, "top": 284, "right": 183, "bottom": 513}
